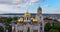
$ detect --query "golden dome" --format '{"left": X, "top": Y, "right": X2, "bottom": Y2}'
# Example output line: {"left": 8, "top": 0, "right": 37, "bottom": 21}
{"left": 24, "top": 11, "right": 31, "bottom": 17}
{"left": 18, "top": 18, "right": 24, "bottom": 22}
{"left": 31, "top": 17, "right": 37, "bottom": 22}
{"left": 33, "top": 18, "right": 37, "bottom": 22}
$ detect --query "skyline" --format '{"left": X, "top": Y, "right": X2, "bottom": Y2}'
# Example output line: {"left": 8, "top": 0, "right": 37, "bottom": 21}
{"left": 0, "top": 0, "right": 60, "bottom": 14}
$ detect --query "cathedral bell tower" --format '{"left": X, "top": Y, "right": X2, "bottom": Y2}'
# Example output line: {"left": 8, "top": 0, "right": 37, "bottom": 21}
{"left": 37, "top": 6, "right": 42, "bottom": 16}
{"left": 36, "top": 6, "right": 44, "bottom": 32}
{"left": 36, "top": 6, "right": 42, "bottom": 22}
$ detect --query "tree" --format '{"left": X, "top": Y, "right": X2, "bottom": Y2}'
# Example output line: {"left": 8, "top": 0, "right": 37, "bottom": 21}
{"left": 12, "top": 16, "right": 18, "bottom": 21}
{"left": 52, "top": 22, "right": 60, "bottom": 29}
{"left": 0, "top": 26, "right": 4, "bottom": 32}
{"left": 12, "top": 16, "right": 18, "bottom": 24}
{"left": 44, "top": 23, "right": 52, "bottom": 31}
{"left": 45, "top": 21, "right": 60, "bottom": 32}
{"left": 49, "top": 29, "right": 59, "bottom": 32}
{"left": 1, "top": 17, "right": 12, "bottom": 32}
{"left": 0, "top": 17, "right": 12, "bottom": 23}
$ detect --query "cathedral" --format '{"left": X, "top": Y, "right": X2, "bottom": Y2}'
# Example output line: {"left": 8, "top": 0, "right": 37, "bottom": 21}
{"left": 12, "top": 6, "right": 44, "bottom": 32}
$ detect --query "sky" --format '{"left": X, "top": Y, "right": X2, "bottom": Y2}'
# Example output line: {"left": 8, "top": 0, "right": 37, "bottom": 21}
{"left": 0, "top": 0, "right": 60, "bottom": 14}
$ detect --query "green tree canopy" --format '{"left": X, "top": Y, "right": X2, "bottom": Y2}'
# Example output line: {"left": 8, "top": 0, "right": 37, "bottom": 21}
{"left": 49, "top": 29, "right": 59, "bottom": 32}
{"left": 44, "top": 22, "right": 52, "bottom": 31}
{"left": 52, "top": 22, "right": 60, "bottom": 29}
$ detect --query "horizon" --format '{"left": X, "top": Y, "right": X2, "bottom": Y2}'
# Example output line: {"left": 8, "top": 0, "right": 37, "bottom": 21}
{"left": 0, "top": 12, "right": 60, "bottom": 14}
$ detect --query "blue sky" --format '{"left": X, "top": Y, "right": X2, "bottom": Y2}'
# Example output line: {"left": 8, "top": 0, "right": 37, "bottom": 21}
{"left": 0, "top": 0, "right": 60, "bottom": 14}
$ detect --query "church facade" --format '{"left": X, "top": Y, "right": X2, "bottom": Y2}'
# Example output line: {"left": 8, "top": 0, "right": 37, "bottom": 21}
{"left": 12, "top": 7, "right": 44, "bottom": 32}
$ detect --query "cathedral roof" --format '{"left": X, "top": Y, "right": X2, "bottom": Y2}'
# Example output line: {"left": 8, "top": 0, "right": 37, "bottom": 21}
{"left": 37, "top": 6, "right": 42, "bottom": 11}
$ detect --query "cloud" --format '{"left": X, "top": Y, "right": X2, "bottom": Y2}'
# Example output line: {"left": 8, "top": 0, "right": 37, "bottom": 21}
{"left": 0, "top": 0, "right": 45, "bottom": 13}
{"left": 52, "top": 9, "right": 60, "bottom": 14}
{"left": 0, "top": 0, "right": 45, "bottom": 7}
{"left": 43, "top": 9, "right": 60, "bottom": 14}
{"left": 0, "top": 0, "right": 43, "bottom": 4}
{"left": 12, "top": 0, "right": 44, "bottom": 4}
{"left": 0, "top": 0, "right": 12, "bottom": 4}
{"left": 43, "top": 4, "right": 50, "bottom": 8}
{"left": 0, "top": 4, "right": 21, "bottom": 13}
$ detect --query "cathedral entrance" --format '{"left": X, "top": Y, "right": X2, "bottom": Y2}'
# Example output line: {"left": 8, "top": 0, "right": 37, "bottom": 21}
{"left": 18, "top": 30, "right": 23, "bottom": 32}
{"left": 27, "top": 27, "right": 30, "bottom": 32}
{"left": 33, "top": 30, "right": 38, "bottom": 32}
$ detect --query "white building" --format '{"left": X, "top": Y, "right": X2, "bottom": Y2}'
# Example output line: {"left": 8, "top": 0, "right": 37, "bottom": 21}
{"left": 12, "top": 6, "right": 44, "bottom": 32}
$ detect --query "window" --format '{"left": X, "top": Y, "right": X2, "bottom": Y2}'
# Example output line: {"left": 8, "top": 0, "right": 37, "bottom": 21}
{"left": 40, "top": 22, "right": 42, "bottom": 26}
{"left": 40, "top": 27, "right": 42, "bottom": 30}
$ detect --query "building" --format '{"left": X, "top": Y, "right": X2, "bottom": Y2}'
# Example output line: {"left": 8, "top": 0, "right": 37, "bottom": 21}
{"left": 12, "top": 6, "right": 44, "bottom": 32}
